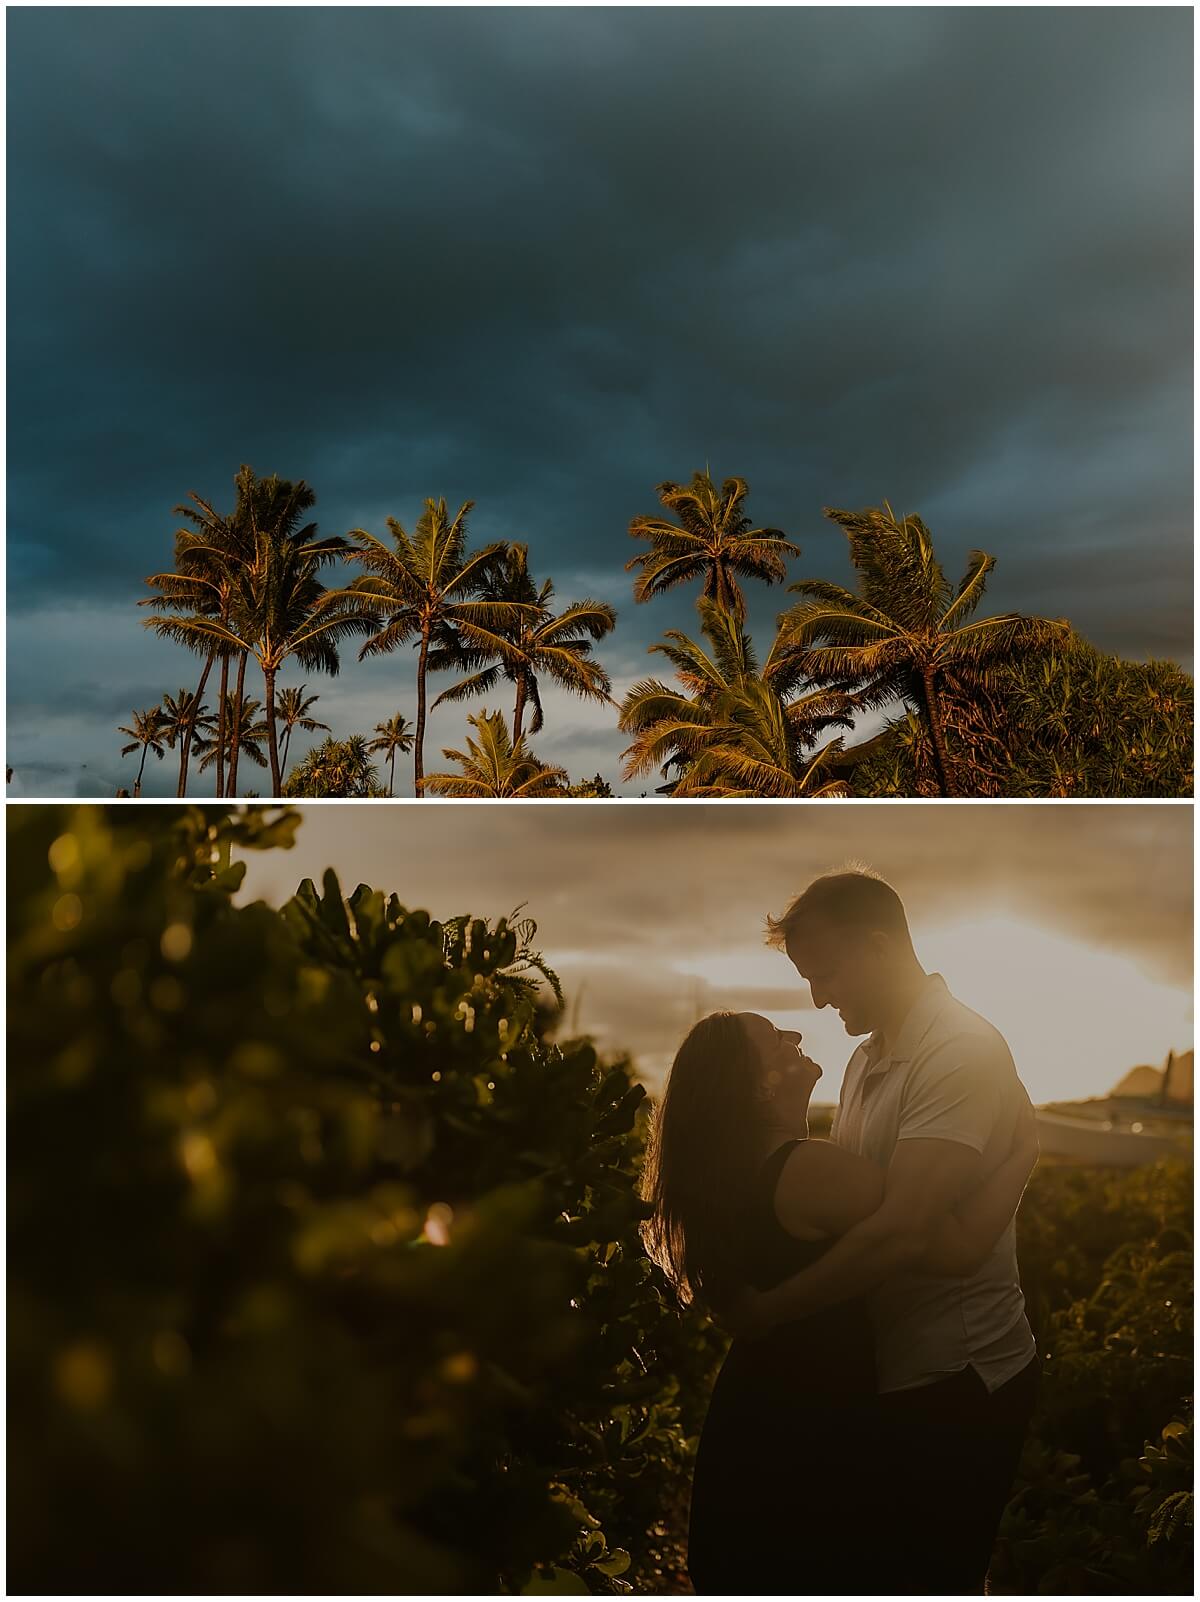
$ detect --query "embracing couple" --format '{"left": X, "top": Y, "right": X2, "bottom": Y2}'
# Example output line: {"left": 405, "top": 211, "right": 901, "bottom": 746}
{"left": 644, "top": 871, "right": 1041, "bottom": 1596}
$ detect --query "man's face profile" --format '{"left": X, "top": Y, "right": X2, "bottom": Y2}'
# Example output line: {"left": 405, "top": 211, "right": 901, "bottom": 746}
{"left": 785, "top": 917, "right": 882, "bottom": 1037}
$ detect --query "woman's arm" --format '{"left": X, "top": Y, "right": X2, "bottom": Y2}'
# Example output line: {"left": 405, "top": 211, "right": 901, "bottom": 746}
{"left": 920, "top": 1097, "right": 1039, "bottom": 1277}
{"left": 772, "top": 1139, "right": 885, "bottom": 1240}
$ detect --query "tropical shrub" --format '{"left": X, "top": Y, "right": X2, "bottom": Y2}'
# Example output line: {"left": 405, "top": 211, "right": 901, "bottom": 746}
{"left": 7, "top": 805, "right": 722, "bottom": 1594}
{"left": 994, "top": 1160, "right": 1194, "bottom": 1593}
{"left": 850, "top": 638, "right": 1194, "bottom": 798}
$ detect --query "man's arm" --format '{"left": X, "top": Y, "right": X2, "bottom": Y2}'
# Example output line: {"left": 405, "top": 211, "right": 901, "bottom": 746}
{"left": 735, "top": 1036, "right": 1010, "bottom": 1333}
{"left": 752, "top": 1137, "right": 983, "bottom": 1328}
{"left": 921, "top": 1096, "right": 1038, "bottom": 1276}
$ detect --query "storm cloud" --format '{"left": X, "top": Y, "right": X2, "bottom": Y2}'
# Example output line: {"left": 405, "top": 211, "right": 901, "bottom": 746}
{"left": 7, "top": 8, "right": 1192, "bottom": 793}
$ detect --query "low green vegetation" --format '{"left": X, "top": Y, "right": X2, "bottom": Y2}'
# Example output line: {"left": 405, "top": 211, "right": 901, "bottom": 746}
{"left": 996, "top": 1161, "right": 1193, "bottom": 1593}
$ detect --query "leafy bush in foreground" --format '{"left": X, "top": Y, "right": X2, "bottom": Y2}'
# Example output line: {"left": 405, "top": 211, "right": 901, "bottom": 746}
{"left": 993, "top": 1162, "right": 1194, "bottom": 1593}
{"left": 7, "top": 805, "right": 721, "bottom": 1594}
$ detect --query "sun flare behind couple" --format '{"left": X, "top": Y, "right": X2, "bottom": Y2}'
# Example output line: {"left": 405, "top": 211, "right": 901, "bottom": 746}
{"left": 643, "top": 871, "right": 1040, "bottom": 1596}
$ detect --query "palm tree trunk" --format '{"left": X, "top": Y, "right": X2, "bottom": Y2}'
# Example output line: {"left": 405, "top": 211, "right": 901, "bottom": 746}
{"left": 389, "top": 748, "right": 396, "bottom": 798}
{"left": 264, "top": 665, "right": 282, "bottom": 796}
{"left": 215, "top": 652, "right": 229, "bottom": 797}
{"left": 920, "top": 667, "right": 954, "bottom": 798}
{"left": 135, "top": 743, "right": 149, "bottom": 797}
{"left": 179, "top": 649, "right": 215, "bottom": 797}
{"left": 513, "top": 672, "right": 528, "bottom": 743}
{"left": 281, "top": 725, "right": 293, "bottom": 778}
{"left": 715, "top": 560, "right": 742, "bottom": 622}
{"left": 227, "top": 652, "right": 248, "bottom": 797}
{"left": 414, "top": 626, "right": 430, "bottom": 798}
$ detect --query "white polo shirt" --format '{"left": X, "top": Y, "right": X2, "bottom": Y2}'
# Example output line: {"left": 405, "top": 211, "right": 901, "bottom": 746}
{"left": 832, "top": 973, "right": 1036, "bottom": 1395}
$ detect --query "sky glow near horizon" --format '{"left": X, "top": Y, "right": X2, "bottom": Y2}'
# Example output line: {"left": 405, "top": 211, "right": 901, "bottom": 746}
{"left": 236, "top": 804, "right": 1193, "bottom": 1105}
{"left": 674, "top": 917, "right": 1195, "bottom": 1106}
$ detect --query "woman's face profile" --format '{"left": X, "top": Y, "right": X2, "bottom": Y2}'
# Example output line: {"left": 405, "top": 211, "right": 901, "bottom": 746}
{"left": 737, "top": 1012, "right": 822, "bottom": 1125}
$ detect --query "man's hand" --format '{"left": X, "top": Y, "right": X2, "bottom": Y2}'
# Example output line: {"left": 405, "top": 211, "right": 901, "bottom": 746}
{"left": 721, "top": 1285, "right": 776, "bottom": 1341}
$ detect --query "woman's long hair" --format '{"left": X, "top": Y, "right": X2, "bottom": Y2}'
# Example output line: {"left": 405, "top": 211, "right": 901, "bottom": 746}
{"left": 641, "top": 1011, "right": 765, "bottom": 1311}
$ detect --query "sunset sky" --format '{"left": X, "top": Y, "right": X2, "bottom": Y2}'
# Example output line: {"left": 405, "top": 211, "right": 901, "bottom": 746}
{"left": 7, "top": 8, "right": 1192, "bottom": 797}
{"left": 236, "top": 803, "right": 1193, "bottom": 1105}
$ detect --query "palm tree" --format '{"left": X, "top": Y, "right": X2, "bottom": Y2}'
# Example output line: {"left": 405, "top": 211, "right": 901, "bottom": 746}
{"left": 773, "top": 503, "right": 1068, "bottom": 796}
{"left": 367, "top": 712, "right": 415, "bottom": 796}
{"left": 283, "top": 734, "right": 384, "bottom": 798}
{"left": 626, "top": 471, "right": 800, "bottom": 621}
{"left": 117, "top": 705, "right": 168, "bottom": 797}
{"left": 425, "top": 710, "right": 569, "bottom": 797}
{"left": 274, "top": 684, "right": 331, "bottom": 775}
{"left": 141, "top": 477, "right": 256, "bottom": 797}
{"left": 326, "top": 499, "right": 529, "bottom": 796}
{"left": 159, "top": 689, "right": 215, "bottom": 795}
{"left": 193, "top": 695, "right": 271, "bottom": 779}
{"left": 619, "top": 598, "right": 854, "bottom": 794}
{"left": 143, "top": 475, "right": 372, "bottom": 796}
{"left": 141, "top": 467, "right": 316, "bottom": 795}
{"left": 670, "top": 678, "right": 851, "bottom": 797}
{"left": 431, "top": 543, "right": 617, "bottom": 741}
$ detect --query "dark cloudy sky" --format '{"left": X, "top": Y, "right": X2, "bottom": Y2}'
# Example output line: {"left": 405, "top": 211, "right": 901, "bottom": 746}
{"left": 237, "top": 802, "right": 1194, "bottom": 1103}
{"left": 7, "top": 8, "right": 1193, "bottom": 796}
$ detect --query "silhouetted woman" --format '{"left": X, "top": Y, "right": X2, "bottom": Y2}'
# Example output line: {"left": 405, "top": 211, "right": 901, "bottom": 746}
{"left": 642, "top": 1012, "right": 1037, "bottom": 1595}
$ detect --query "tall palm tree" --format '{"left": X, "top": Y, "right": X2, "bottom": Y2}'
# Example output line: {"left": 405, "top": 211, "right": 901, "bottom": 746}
{"left": 193, "top": 694, "right": 271, "bottom": 780}
{"left": 141, "top": 477, "right": 256, "bottom": 797}
{"left": 367, "top": 712, "right": 415, "bottom": 797}
{"left": 626, "top": 471, "right": 800, "bottom": 621}
{"left": 143, "top": 475, "right": 371, "bottom": 796}
{"left": 431, "top": 544, "right": 617, "bottom": 741}
{"left": 425, "top": 710, "right": 569, "bottom": 797}
{"left": 619, "top": 598, "right": 854, "bottom": 793}
{"left": 274, "top": 684, "right": 331, "bottom": 776}
{"left": 159, "top": 689, "right": 215, "bottom": 796}
{"left": 326, "top": 499, "right": 529, "bottom": 796}
{"left": 773, "top": 503, "right": 1068, "bottom": 796}
{"left": 117, "top": 705, "right": 168, "bottom": 797}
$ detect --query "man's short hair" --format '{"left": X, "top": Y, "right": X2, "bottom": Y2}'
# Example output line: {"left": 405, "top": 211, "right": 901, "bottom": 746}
{"left": 765, "top": 870, "right": 909, "bottom": 949}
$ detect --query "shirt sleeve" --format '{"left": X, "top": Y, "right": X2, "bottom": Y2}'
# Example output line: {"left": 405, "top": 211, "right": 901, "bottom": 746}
{"left": 895, "top": 1034, "right": 1006, "bottom": 1154}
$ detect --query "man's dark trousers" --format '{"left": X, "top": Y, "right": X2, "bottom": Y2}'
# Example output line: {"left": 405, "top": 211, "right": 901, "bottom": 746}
{"left": 879, "top": 1355, "right": 1040, "bottom": 1594}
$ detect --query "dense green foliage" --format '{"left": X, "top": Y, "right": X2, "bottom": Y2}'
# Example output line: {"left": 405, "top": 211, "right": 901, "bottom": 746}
{"left": 996, "top": 1161, "right": 1194, "bottom": 1593}
{"left": 8, "top": 806, "right": 721, "bottom": 1593}
{"left": 851, "top": 635, "right": 1194, "bottom": 798}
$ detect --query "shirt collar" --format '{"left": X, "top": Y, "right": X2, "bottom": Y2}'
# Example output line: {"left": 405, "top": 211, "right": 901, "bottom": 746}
{"left": 862, "top": 973, "right": 951, "bottom": 1073}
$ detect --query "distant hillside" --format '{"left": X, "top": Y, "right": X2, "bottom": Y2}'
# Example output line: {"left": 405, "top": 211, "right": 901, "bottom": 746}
{"left": 1110, "top": 1048, "right": 1193, "bottom": 1107}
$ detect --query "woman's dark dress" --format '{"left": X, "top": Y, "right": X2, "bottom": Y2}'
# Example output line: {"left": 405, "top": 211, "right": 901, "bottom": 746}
{"left": 687, "top": 1138, "right": 884, "bottom": 1596}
